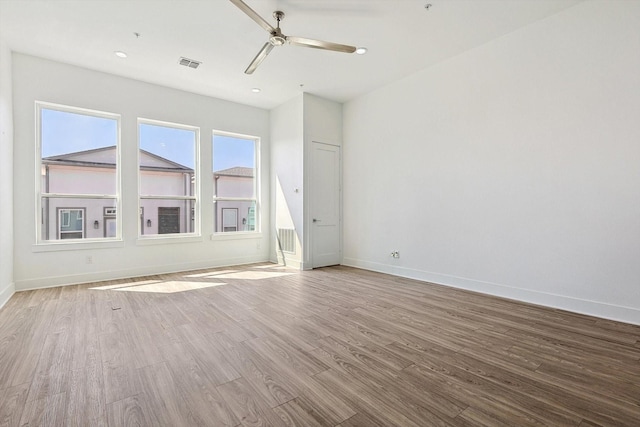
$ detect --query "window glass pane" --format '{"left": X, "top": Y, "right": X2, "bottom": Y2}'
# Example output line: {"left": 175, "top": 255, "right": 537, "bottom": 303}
{"left": 213, "top": 135, "right": 255, "bottom": 198}
{"left": 41, "top": 108, "right": 118, "bottom": 195}
{"left": 139, "top": 121, "right": 198, "bottom": 237}
{"left": 38, "top": 104, "right": 119, "bottom": 243}
{"left": 213, "top": 133, "right": 258, "bottom": 234}
{"left": 140, "top": 123, "right": 195, "bottom": 167}
{"left": 214, "top": 201, "right": 256, "bottom": 233}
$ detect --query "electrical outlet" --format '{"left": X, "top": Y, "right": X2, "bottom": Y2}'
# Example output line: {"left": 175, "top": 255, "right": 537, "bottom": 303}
{"left": 86, "top": 255, "right": 93, "bottom": 264}
{"left": 390, "top": 251, "right": 400, "bottom": 259}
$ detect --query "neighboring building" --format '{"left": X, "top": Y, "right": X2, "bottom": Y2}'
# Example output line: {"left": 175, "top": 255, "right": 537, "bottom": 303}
{"left": 213, "top": 166, "right": 256, "bottom": 232}
{"left": 41, "top": 146, "right": 201, "bottom": 239}
{"left": 42, "top": 146, "right": 255, "bottom": 240}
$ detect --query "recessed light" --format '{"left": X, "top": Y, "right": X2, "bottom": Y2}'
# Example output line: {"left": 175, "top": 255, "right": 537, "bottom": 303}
{"left": 355, "top": 47, "right": 368, "bottom": 55}
{"left": 114, "top": 51, "right": 127, "bottom": 58}
{"left": 251, "top": 88, "right": 261, "bottom": 93}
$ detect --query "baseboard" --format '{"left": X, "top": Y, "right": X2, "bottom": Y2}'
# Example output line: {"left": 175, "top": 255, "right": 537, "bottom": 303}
{"left": 15, "top": 255, "right": 271, "bottom": 291}
{"left": 0, "top": 282, "right": 15, "bottom": 309}
{"left": 276, "top": 254, "right": 303, "bottom": 270}
{"left": 342, "top": 257, "right": 640, "bottom": 326}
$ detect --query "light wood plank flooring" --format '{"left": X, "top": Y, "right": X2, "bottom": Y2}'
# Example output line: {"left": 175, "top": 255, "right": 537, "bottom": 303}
{"left": 1, "top": 263, "right": 639, "bottom": 426}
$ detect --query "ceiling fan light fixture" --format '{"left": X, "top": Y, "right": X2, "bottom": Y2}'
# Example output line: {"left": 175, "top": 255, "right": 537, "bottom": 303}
{"left": 355, "top": 47, "right": 368, "bottom": 55}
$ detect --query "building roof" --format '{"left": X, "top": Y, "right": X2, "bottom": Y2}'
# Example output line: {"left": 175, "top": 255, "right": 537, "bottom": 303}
{"left": 214, "top": 167, "right": 254, "bottom": 178}
{"left": 42, "top": 146, "right": 193, "bottom": 172}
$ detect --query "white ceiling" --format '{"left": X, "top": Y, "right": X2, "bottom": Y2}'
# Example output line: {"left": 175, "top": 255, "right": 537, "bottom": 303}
{"left": 0, "top": 0, "right": 582, "bottom": 109}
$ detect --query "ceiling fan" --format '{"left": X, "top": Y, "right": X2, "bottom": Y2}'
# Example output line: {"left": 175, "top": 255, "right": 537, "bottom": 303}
{"left": 229, "top": 0, "right": 357, "bottom": 74}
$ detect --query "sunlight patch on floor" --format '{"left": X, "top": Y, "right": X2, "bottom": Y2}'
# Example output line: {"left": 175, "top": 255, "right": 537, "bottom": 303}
{"left": 183, "top": 270, "right": 238, "bottom": 278}
{"left": 113, "top": 280, "right": 227, "bottom": 293}
{"left": 90, "top": 280, "right": 162, "bottom": 291}
{"left": 91, "top": 280, "right": 227, "bottom": 293}
{"left": 251, "top": 264, "right": 289, "bottom": 270}
{"left": 210, "top": 271, "right": 294, "bottom": 280}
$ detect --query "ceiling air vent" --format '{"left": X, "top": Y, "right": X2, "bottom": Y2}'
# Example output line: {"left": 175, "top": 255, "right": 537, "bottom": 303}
{"left": 178, "top": 57, "right": 202, "bottom": 69}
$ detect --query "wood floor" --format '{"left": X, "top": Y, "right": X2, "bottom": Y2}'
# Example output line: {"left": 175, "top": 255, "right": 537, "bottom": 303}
{"left": 0, "top": 264, "right": 639, "bottom": 426}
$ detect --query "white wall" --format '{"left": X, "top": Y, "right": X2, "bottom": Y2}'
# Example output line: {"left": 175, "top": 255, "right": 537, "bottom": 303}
{"left": 302, "top": 93, "right": 343, "bottom": 268}
{"left": 270, "top": 93, "right": 343, "bottom": 269}
{"left": 12, "top": 54, "right": 271, "bottom": 290}
{"left": 343, "top": 0, "right": 640, "bottom": 324}
{"left": 0, "top": 38, "right": 14, "bottom": 307}
{"left": 270, "top": 95, "right": 304, "bottom": 267}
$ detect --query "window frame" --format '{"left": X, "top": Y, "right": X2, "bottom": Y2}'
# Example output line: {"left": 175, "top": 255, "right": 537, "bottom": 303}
{"left": 35, "top": 101, "right": 122, "bottom": 247}
{"left": 212, "top": 130, "right": 260, "bottom": 235}
{"left": 137, "top": 118, "right": 201, "bottom": 240}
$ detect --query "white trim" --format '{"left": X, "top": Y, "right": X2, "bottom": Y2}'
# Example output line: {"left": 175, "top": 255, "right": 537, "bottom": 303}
{"left": 209, "top": 232, "right": 263, "bottom": 241}
{"left": 213, "top": 197, "right": 256, "bottom": 202}
{"left": 0, "top": 282, "right": 15, "bottom": 310}
{"left": 14, "top": 256, "right": 271, "bottom": 291}
{"left": 136, "top": 235, "right": 203, "bottom": 245}
{"left": 276, "top": 254, "right": 303, "bottom": 270}
{"left": 32, "top": 239, "right": 125, "bottom": 252}
{"left": 140, "top": 195, "right": 197, "bottom": 201}
{"left": 342, "top": 257, "right": 640, "bottom": 326}
{"left": 43, "top": 193, "right": 117, "bottom": 199}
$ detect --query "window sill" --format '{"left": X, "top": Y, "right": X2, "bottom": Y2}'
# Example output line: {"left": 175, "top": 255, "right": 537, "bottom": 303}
{"left": 32, "top": 239, "right": 125, "bottom": 252}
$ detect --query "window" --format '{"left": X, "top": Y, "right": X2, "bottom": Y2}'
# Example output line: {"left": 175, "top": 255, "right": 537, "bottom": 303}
{"left": 103, "top": 207, "right": 117, "bottom": 238}
{"left": 247, "top": 206, "right": 256, "bottom": 231}
{"left": 213, "top": 132, "right": 259, "bottom": 233}
{"left": 37, "top": 103, "right": 120, "bottom": 243}
{"left": 139, "top": 120, "right": 199, "bottom": 237}
{"left": 222, "top": 208, "right": 238, "bottom": 232}
{"left": 58, "top": 208, "right": 85, "bottom": 239}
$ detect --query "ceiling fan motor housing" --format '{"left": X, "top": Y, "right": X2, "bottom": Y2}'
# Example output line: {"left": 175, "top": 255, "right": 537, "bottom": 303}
{"left": 270, "top": 35, "right": 286, "bottom": 46}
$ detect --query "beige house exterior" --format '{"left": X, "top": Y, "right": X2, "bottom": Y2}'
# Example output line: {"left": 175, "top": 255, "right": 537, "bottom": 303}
{"left": 41, "top": 147, "right": 254, "bottom": 240}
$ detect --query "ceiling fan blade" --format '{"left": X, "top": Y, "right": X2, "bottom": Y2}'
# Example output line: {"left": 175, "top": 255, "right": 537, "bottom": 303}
{"left": 286, "top": 36, "right": 356, "bottom": 53}
{"left": 229, "top": 0, "right": 275, "bottom": 33}
{"left": 245, "top": 42, "right": 274, "bottom": 74}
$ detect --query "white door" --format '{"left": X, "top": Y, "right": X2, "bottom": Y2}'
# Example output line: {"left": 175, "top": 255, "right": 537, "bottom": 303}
{"left": 310, "top": 142, "right": 341, "bottom": 268}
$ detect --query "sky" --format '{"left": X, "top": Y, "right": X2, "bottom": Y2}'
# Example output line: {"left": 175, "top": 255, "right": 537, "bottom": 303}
{"left": 41, "top": 108, "right": 116, "bottom": 157}
{"left": 139, "top": 123, "right": 195, "bottom": 168}
{"left": 213, "top": 134, "right": 255, "bottom": 172}
{"left": 42, "top": 108, "right": 255, "bottom": 171}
